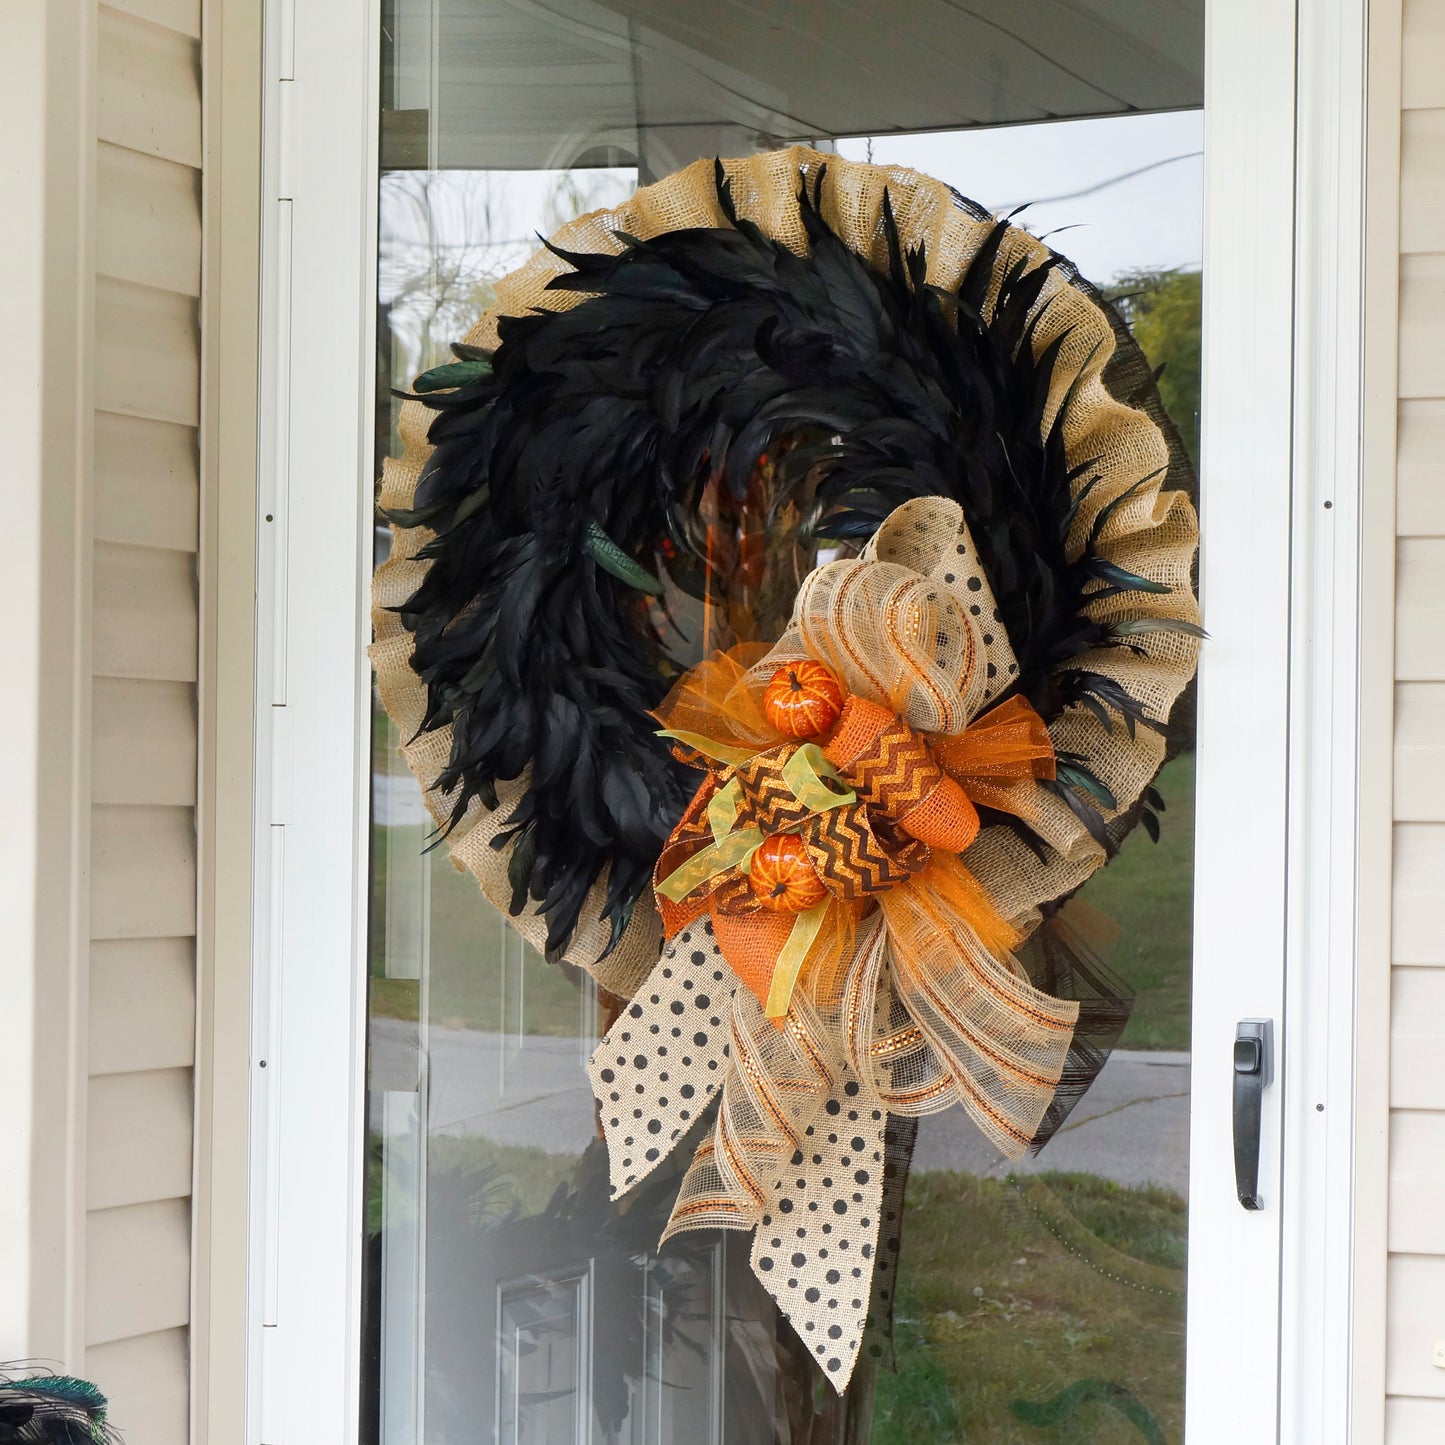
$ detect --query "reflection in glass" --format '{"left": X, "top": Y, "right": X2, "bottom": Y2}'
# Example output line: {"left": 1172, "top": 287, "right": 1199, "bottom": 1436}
{"left": 364, "top": 1, "right": 1203, "bottom": 1440}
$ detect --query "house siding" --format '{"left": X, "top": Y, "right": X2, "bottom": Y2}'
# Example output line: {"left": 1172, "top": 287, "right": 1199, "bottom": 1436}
{"left": 1388, "top": 1, "right": 1445, "bottom": 1436}
{"left": 87, "top": 2, "right": 203, "bottom": 1440}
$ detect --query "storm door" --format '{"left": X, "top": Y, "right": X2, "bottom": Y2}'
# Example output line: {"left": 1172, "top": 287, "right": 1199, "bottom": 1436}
{"left": 346, "top": 2, "right": 1287, "bottom": 1441}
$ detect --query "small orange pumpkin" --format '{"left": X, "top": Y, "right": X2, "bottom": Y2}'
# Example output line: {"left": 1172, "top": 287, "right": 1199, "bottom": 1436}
{"left": 748, "top": 832, "right": 827, "bottom": 913}
{"left": 762, "top": 661, "right": 845, "bottom": 739}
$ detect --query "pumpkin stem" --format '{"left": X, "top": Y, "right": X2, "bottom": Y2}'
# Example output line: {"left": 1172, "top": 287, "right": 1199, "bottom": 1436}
{"left": 787, "top": 669, "right": 801, "bottom": 691}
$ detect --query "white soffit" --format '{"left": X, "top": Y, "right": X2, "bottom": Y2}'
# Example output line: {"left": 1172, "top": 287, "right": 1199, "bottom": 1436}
{"left": 396, "top": 0, "right": 1204, "bottom": 171}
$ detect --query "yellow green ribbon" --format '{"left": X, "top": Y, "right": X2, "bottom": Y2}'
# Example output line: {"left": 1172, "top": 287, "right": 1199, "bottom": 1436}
{"left": 656, "top": 729, "right": 758, "bottom": 765}
{"left": 707, "top": 778, "right": 742, "bottom": 841}
{"left": 782, "top": 742, "right": 856, "bottom": 815}
{"left": 655, "top": 826, "right": 764, "bottom": 903}
{"left": 764, "top": 903, "right": 830, "bottom": 1018}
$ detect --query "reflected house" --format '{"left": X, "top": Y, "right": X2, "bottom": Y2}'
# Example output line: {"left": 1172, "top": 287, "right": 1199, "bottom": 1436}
{"left": 4, "top": 0, "right": 1437, "bottom": 1442}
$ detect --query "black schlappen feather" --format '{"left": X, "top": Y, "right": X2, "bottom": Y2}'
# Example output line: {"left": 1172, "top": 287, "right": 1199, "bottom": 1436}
{"left": 389, "top": 161, "right": 1191, "bottom": 956}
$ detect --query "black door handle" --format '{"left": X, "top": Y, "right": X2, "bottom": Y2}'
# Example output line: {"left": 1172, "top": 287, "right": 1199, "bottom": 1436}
{"left": 1233, "top": 1019, "right": 1273, "bottom": 1210}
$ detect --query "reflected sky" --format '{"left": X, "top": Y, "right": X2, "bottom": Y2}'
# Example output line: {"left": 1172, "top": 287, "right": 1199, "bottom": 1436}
{"left": 378, "top": 110, "right": 1204, "bottom": 383}
{"left": 838, "top": 110, "right": 1204, "bottom": 279}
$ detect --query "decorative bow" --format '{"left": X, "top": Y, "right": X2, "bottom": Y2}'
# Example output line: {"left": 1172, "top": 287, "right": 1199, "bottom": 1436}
{"left": 586, "top": 502, "right": 1084, "bottom": 1390}
{"left": 654, "top": 680, "right": 1057, "bottom": 1023}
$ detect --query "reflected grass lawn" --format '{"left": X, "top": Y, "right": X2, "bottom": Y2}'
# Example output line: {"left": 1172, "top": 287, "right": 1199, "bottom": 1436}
{"left": 1075, "top": 753, "right": 1195, "bottom": 1053}
{"left": 367, "top": 1131, "right": 1188, "bottom": 1444}
{"left": 365, "top": 1132, "right": 578, "bottom": 1234}
{"left": 875, "top": 1169, "right": 1187, "bottom": 1445}
{"left": 369, "top": 831, "right": 588, "bottom": 1035}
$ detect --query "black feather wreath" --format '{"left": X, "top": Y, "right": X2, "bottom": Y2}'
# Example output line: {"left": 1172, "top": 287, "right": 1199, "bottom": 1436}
{"left": 389, "top": 162, "right": 1195, "bottom": 958}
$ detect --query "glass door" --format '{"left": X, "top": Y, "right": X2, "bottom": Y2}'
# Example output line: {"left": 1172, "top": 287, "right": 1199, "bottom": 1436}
{"left": 361, "top": 4, "right": 1223, "bottom": 1441}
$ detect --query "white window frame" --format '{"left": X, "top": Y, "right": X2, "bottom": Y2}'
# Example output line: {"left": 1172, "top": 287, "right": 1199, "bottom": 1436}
{"left": 243, "top": 0, "right": 1380, "bottom": 1439}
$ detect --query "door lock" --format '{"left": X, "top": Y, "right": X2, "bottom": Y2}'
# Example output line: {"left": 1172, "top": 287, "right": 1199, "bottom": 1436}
{"left": 1233, "top": 1019, "right": 1273, "bottom": 1210}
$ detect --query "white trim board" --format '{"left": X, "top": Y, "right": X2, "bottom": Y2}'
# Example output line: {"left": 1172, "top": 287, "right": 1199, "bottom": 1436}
{"left": 192, "top": 0, "right": 266, "bottom": 1440}
{"left": 1350, "top": 0, "right": 1402, "bottom": 1434}
{"left": 246, "top": 0, "right": 379, "bottom": 1437}
{"left": 1184, "top": 2, "right": 1294, "bottom": 1428}
{"left": 0, "top": 0, "right": 95, "bottom": 1367}
{"left": 1278, "top": 0, "right": 1381, "bottom": 1438}
{"left": 1188, "top": 0, "right": 1379, "bottom": 1436}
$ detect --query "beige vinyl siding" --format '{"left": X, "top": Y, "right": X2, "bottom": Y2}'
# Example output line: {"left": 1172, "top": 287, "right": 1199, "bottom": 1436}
{"left": 1388, "top": 3, "right": 1445, "bottom": 1436}
{"left": 85, "top": 1330, "right": 192, "bottom": 1444}
{"left": 87, "top": 2, "right": 202, "bottom": 1440}
{"left": 88, "top": 940, "right": 197, "bottom": 1077}
{"left": 92, "top": 679, "right": 199, "bottom": 807}
{"left": 94, "top": 414, "right": 201, "bottom": 552}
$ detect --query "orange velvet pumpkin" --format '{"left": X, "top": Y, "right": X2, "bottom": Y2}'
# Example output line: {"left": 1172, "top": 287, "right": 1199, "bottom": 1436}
{"left": 748, "top": 832, "right": 827, "bottom": 913}
{"left": 762, "top": 661, "right": 845, "bottom": 739}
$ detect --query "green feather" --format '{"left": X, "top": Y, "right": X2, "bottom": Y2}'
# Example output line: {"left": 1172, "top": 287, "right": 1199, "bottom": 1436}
{"left": 583, "top": 521, "right": 664, "bottom": 595}
{"left": 1056, "top": 759, "right": 1119, "bottom": 811}
{"left": 1087, "top": 559, "right": 1173, "bottom": 596}
{"left": 412, "top": 358, "right": 493, "bottom": 393}
{"left": 1109, "top": 616, "right": 1207, "bottom": 640}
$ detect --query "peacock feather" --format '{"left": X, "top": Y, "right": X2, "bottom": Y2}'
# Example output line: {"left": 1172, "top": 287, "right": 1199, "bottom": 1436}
{"left": 0, "top": 1368, "right": 120, "bottom": 1445}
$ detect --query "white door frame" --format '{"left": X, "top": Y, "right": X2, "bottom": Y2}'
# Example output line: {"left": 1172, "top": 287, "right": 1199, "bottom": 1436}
{"left": 1277, "top": 1, "right": 1384, "bottom": 1439}
{"left": 1186, "top": 0, "right": 1375, "bottom": 1438}
{"left": 244, "top": 0, "right": 1376, "bottom": 1439}
{"left": 246, "top": 0, "right": 379, "bottom": 1438}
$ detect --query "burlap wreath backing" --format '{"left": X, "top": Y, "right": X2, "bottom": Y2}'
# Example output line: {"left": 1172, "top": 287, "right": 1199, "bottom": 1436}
{"left": 370, "top": 145, "right": 1201, "bottom": 1002}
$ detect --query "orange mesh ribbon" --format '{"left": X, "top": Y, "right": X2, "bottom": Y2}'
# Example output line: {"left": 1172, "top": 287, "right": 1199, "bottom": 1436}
{"left": 931, "top": 692, "right": 1057, "bottom": 813}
